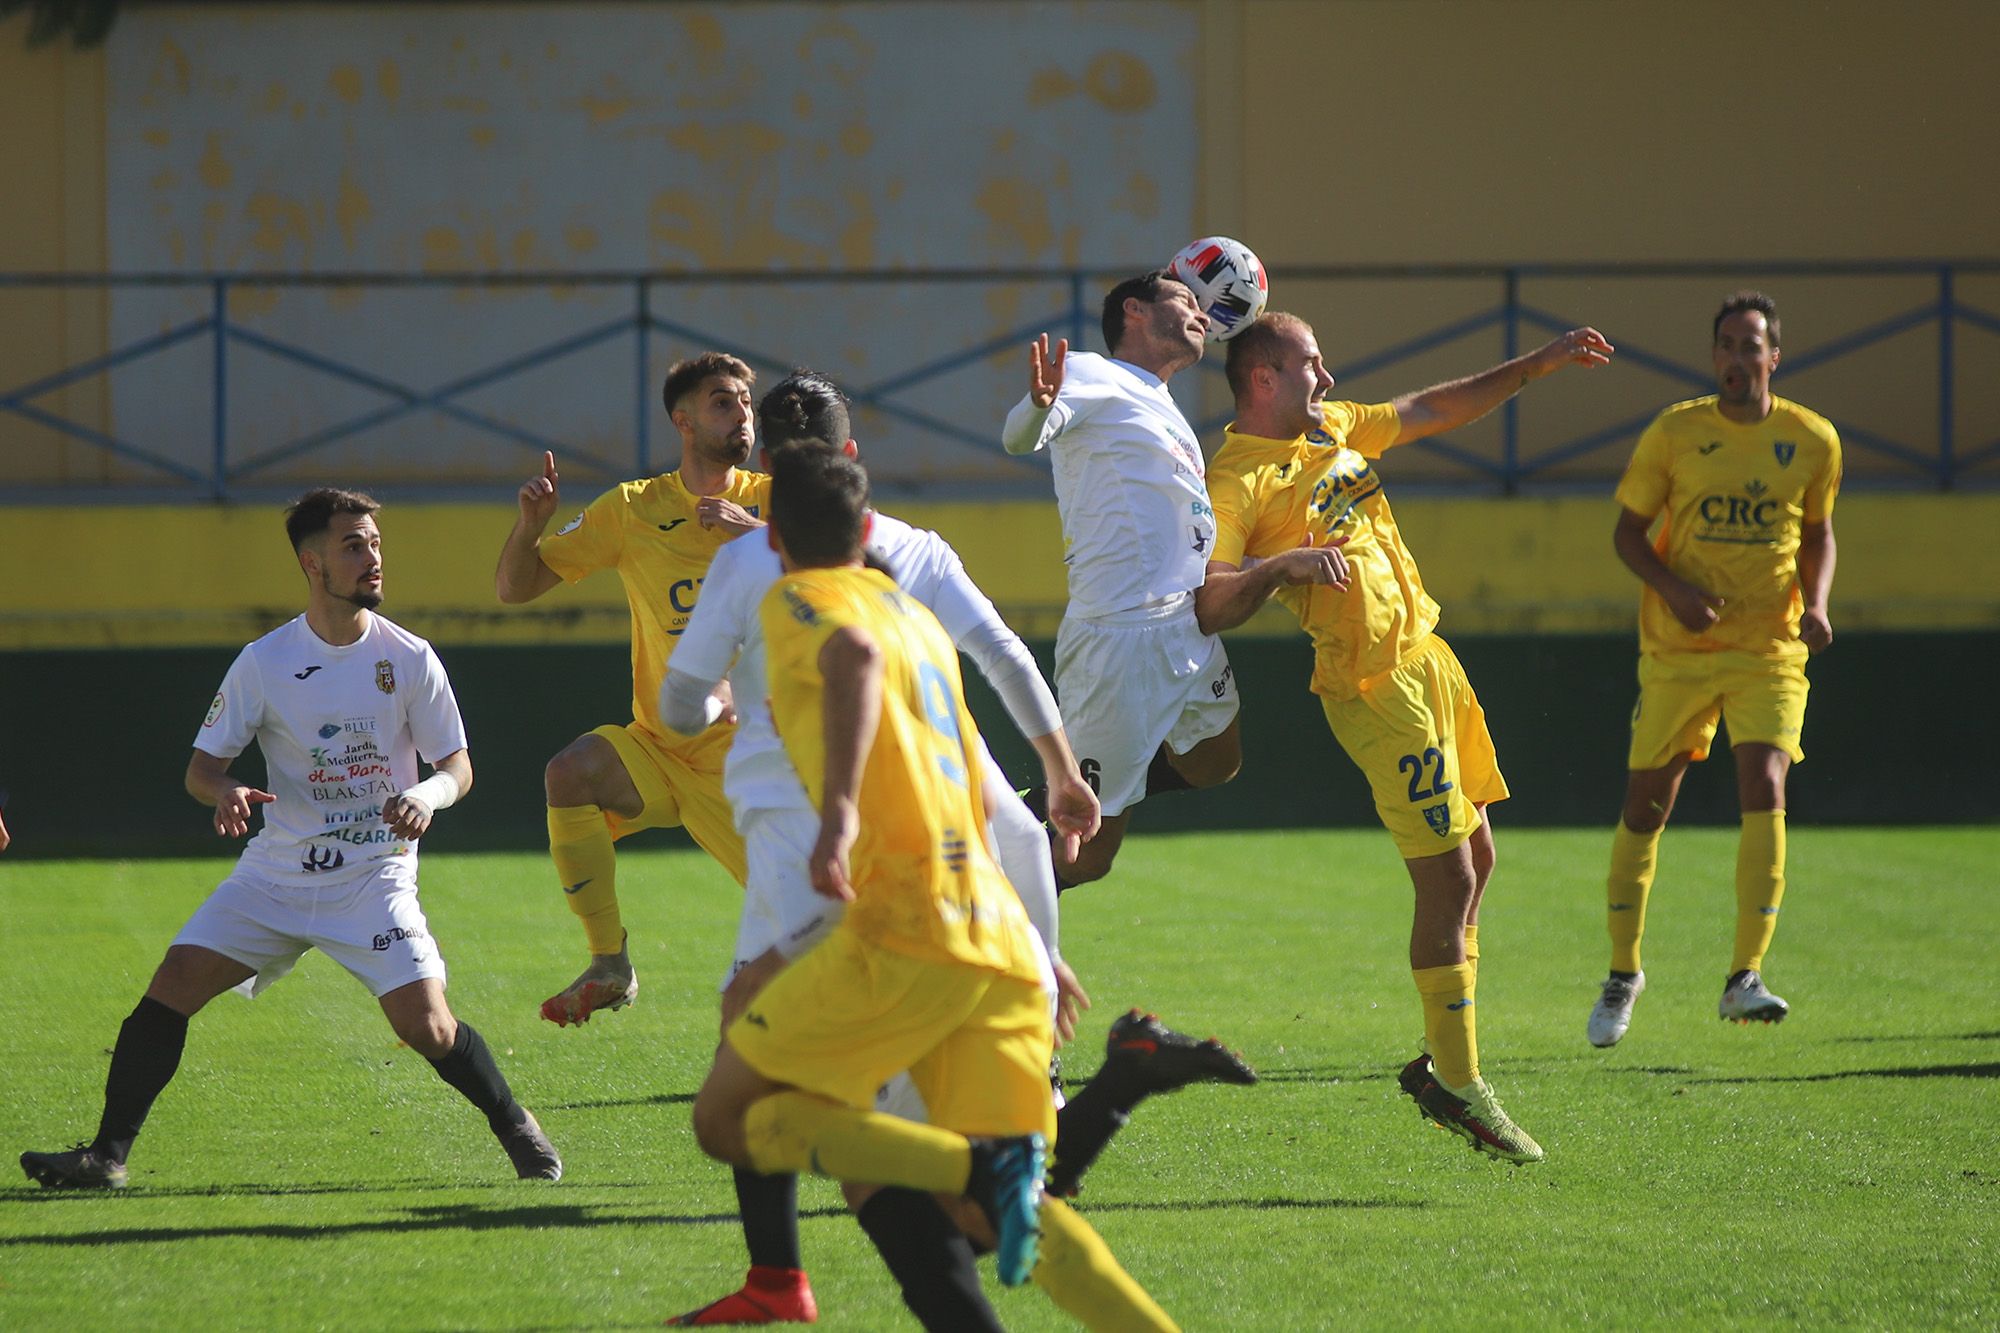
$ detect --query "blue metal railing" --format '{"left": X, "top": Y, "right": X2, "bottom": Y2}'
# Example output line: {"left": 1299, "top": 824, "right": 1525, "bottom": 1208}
{"left": 3, "top": 261, "right": 1996, "bottom": 499}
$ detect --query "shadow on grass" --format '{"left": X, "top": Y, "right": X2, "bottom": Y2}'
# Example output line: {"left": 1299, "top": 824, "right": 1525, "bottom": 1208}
{"left": 0, "top": 1193, "right": 1416, "bottom": 1247}
{"left": 1689, "top": 1061, "right": 2000, "bottom": 1084}
{"left": 542, "top": 1091, "right": 696, "bottom": 1112}
{"left": 0, "top": 1199, "right": 843, "bottom": 1247}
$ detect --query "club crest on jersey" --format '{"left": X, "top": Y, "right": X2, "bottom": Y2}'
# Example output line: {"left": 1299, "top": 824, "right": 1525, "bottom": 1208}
{"left": 1773, "top": 440, "right": 1796, "bottom": 467}
{"left": 1423, "top": 803, "right": 1451, "bottom": 836}
{"left": 375, "top": 660, "right": 396, "bottom": 695}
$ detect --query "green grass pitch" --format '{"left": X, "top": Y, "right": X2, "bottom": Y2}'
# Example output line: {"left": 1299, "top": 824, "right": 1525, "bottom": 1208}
{"left": 2, "top": 827, "right": 1995, "bottom": 1329}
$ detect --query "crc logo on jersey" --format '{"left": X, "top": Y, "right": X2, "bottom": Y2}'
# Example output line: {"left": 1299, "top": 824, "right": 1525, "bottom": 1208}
{"left": 555, "top": 512, "right": 584, "bottom": 536}
{"left": 665, "top": 577, "right": 705, "bottom": 635}
{"left": 1423, "top": 803, "right": 1451, "bottom": 836}
{"left": 375, "top": 660, "right": 396, "bottom": 695}
{"left": 301, "top": 846, "right": 347, "bottom": 874}
{"left": 1308, "top": 450, "right": 1381, "bottom": 532}
{"left": 1697, "top": 484, "right": 1783, "bottom": 534}
{"left": 203, "top": 693, "right": 225, "bottom": 728}
{"left": 1774, "top": 440, "right": 1797, "bottom": 467}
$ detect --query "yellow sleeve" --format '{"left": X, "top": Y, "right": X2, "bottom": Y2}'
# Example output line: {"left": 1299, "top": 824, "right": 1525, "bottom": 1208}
{"left": 1329, "top": 401, "right": 1402, "bottom": 460}
{"left": 538, "top": 485, "right": 629, "bottom": 583}
{"left": 1803, "top": 424, "right": 1842, "bottom": 523}
{"left": 1613, "top": 414, "right": 1675, "bottom": 518}
{"left": 1207, "top": 465, "right": 1255, "bottom": 568}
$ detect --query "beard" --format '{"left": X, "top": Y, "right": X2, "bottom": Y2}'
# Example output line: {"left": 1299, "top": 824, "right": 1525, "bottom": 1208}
{"left": 324, "top": 570, "right": 383, "bottom": 609}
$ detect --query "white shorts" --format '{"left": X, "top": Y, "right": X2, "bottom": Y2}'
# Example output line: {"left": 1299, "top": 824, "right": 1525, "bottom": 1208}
{"left": 173, "top": 860, "right": 446, "bottom": 999}
{"left": 1055, "top": 596, "right": 1238, "bottom": 817}
{"left": 723, "top": 806, "right": 841, "bottom": 991}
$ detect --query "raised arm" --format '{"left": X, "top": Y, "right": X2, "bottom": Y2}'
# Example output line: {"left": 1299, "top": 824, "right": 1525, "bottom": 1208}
{"left": 1391, "top": 328, "right": 1614, "bottom": 445}
{"left": 1001, "top": 334, "right": 1072, "bottom": 456}
{"left": 808, "top": 626, "right": 883, "bottom": 902}
{"left": 495, "top": 451, "right": 567, "bottom": 603}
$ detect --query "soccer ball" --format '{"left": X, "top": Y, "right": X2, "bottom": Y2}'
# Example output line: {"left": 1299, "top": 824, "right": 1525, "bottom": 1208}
{"left": 1168, "top": 236, "right": 1269, "bottom": 342}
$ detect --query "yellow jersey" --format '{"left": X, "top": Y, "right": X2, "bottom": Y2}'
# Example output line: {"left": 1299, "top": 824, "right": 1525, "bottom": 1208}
{"left": 1209, "top": 401, "right": 1439, "bottom": 701}
{"left": 760, "top": 565, "right": 1040, "bottom": 982}
{"left": 1615, "top": 395, "right": 1841, "bottom": 660}
{"left": 539, "top": 469, "right": 771, "bottom": 746}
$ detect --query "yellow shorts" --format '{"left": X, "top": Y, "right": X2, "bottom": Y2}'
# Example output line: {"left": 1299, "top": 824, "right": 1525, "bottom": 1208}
{"left": 1627, "top": 650, "right": 1808, "bottom": 770}
{"left": 728, "top": 929, "right": 1056, "bottom": 1143}
{"left": 1320, "top": 635, "right": 1509, "bottom": 859}
{"left": 593, "top": 722, "right": 747, "bottom": 885}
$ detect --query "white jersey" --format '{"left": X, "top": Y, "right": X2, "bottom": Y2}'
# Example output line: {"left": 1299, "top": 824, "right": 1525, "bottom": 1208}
{"left": 668, "top": 512, "right": 1061, "bottom": 818}
{"left": 195, "top": 613, "right": 467, "bottom": 886}
{"left": 1002, "top": 350, "right": 1214, "bottom": 619}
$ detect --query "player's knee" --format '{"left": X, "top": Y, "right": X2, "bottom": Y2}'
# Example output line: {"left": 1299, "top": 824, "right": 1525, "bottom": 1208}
{"left": 393, "top": 1011, "right": 456, "bottom": 1058}
{"left": 543, "top": 744, "right": 599, "bottom": 806}
{"left": 690, "top": 1088, "right": 746, "bottom": 1165}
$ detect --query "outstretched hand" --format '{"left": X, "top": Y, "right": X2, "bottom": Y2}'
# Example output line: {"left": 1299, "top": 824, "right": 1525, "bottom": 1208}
{"left": 1535, "top": 327, "right": 1616, "bottom": 375}
{"left": 1029, "top": 334, "right": 1068, "bottom": 410}
{"left": 1273, "top": 533, "right": 1351, "bottom": 590}
{"left": 214, "top": 785, "right": 275, "bottom": 838}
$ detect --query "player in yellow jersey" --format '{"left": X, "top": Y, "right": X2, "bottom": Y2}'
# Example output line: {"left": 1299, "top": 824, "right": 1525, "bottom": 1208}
{"left": 1200, "top": 311, "right": 1613, "bottom": 1164}
{"left": 690, "top": 444, "right": 1178, "bottom": 1329}
{"left": 1587, "top": 292, "right": 1840, "bottom": 1047}
{"left": 495, "top": 352, "right": 770, "bottom": 1026}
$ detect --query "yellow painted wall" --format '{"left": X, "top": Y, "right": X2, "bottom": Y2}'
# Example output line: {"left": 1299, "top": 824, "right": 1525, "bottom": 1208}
{"left": 6, "top": 493, "right": 1994, "bottom": 649}
{"left": 0, "top": 16, "right": 108, "bottom": 483}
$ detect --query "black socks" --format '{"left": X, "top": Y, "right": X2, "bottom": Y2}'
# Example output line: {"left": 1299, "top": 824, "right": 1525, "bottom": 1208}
{"left": 855, "top": 1188, "right": 1004, "bottom": 1332}
{"left": 426, "top": 1022, "right": 524, "bottom": 1132}
{"left": 91, "top": 996, "right": 190, "bottom": 1165}
{"left": 734, "top": 1168, "right": 803, "bottom": 1270}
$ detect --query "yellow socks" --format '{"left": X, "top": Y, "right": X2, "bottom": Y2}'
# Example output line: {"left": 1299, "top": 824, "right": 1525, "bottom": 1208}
{"left": 1413, "top": 962, "right": 1479, "bottom": 1090}
{"left": 1607, "top": 821, "right": 1662, "bottom": 974}
{"left": 1033, "top": 1197, "right": 1180, "bottom": 1332}
{"left": 743, "top": 1090, "right": 972, "bottom": 1192}
{"left": 548, "top": 804, "right": 623, "bottom": 955}
{"left": 1732, "top": 810, "right": 1787, "bottom": 973}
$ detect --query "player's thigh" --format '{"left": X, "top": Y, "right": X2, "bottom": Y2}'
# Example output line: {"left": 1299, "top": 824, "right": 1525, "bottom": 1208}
{"left": 908, "top": 971, "right": 1057, "bottom": 1143}
{"left": 1628, "top": 653, "right": 1726, "bottom": 771}
{"left": 725, "top": 807, "right": 838, "bottom": 993}
{"left": 618, "top": 725, "right": 750, "bottom": 884}
{"left": 1163, "top": 627, "right": 1240, "bottom": 773}
{"left": 726, "top": 931, "right": 983, "bottom": 1112}
{"left": 146, "top": 944, "right": 259, "bottom": 1015}
{"left": 168, "top": 871, "right": 313, "bottom": 1002}
{"left": 1320, "top": 645, "right": 1485, "bottom": 858}
{"left": 1719, "top": 656, "right": 1809, "bottom": 763}
{"left": 311, "top": 864, "right": 450, "bottom": 998}
{"left": 589, "top": 724, "right": 682, "bottom": 834}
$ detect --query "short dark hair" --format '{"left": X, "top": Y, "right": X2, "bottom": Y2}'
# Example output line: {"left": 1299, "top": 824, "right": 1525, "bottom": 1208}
{"left": 758, "top": 369, "right": 851, "bottom": 455}
{"left": 1224, "top": 311, "right": 1311, "bottom": 398}
{"left": 1101, "top": 269, "right": 1183, "bottom": 354}
{"left": 769, "top": 443, "right": 869, "bottom": 569}
{"left": 1714, "top": 290, "right": 1781, "bottom": 347}
{"left": 662, "top": 352, "right": 755, "bottom": 416}
{"left": 284, "top": 488, "right": 379, "bottom": 552}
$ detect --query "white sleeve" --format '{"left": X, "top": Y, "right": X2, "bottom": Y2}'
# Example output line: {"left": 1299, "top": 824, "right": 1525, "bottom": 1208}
{"left": 1001, "top": 394, "right": 1072, "bottom": 456}
{"left": 194, "top": 647, "right": 263, "bottom": 759}
{"left": 925, "top": 540, "right": 1063, "bottom": 741}
{"left": 984, "top": 749, "right": 1059, "bottom": 963}
{"left": 407, "top": 644, "right": 470, "bottom": 762}
{"left": 659, "top": 668, "right": 723, "bottom": 736}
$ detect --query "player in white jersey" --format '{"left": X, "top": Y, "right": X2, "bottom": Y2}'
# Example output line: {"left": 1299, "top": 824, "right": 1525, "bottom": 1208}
{"left": 1002, "top": 271, "right": 1302, "bottom": 889}
{"left": 658, "top": 375, "right": 1254, "bottom": 1330}
{"left": 20, "top": 490, "right": 560, "bottom": 1191}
